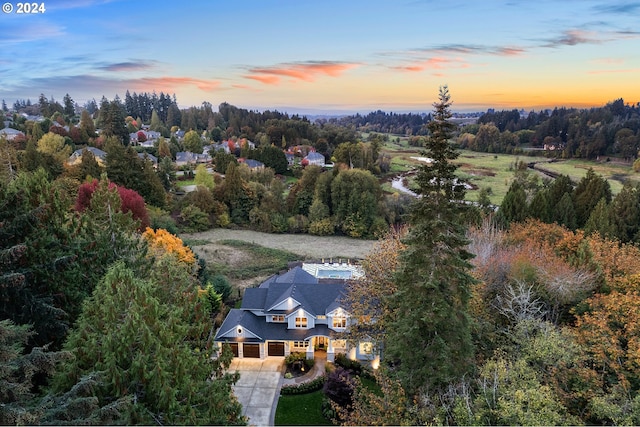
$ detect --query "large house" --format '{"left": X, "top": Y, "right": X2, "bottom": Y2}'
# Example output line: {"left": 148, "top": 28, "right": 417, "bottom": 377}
{"left": 214, "top": 264, "right": 377, "bottom": 365}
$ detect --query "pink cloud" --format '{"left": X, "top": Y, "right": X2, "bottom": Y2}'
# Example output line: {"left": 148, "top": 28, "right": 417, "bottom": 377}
{"left": 392, "top": 57, "right": 469, "bottom": 72}
{"left": 244, "top": 61, "right": 359, "bottom": 85}
{"left": 130, "top": 76, "right": 221, "bottom": 91}
{"left": 244, "top": 74, "right": 281, "bottom": 85}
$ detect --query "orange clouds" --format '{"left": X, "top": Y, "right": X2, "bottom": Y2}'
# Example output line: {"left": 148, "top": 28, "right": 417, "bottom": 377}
{"left": 244, "top": 61, "right": 359, "bottom": 85}
{"left": 131, "top": 76, "right": 220, "bottom": 92}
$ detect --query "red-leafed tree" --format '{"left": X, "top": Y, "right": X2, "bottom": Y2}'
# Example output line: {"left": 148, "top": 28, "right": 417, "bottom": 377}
{"left": 136, "top": 130, "right": 147, "bottom": 142}
{"left": 75, "top": 177, "right": 150, "bottom": 230}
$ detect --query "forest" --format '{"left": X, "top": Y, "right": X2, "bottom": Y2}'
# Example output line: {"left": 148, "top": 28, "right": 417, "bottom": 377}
{"left": 3, "top": 88, "right": 640, "bottom": 425}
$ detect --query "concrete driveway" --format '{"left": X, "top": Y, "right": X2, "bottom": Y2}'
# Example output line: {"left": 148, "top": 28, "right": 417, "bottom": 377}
{"left": 230, "top": 357, "right": 284, "bottom": 426}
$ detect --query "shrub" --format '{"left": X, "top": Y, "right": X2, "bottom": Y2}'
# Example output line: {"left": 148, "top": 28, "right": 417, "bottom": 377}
{"left": 309, "top": 218, "right": 334, "bottom": 236}
{"left": 270, "top": 213, "right": 289, "bottom": 233}
{"left": 285, "top": 352, "right": 314, "bottom": 371}
{"left": 287, "top": 215, "right": 309, "bottom": 233}
{"left": 323, "top": 367, "right": 355, "bottom": 407}
{"left": 334, "top": 353, "right": 363, "bottom": 376}
{"left": 179, "top": 204, "right": 210, "bottom": 232}
{"left": 211, "top": 274, "right": 232, "bottom": 301}
{"left": 280, "top": 375, "right": 326, "bottom": 395}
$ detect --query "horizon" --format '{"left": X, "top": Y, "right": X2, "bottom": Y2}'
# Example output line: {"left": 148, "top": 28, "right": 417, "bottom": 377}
{"left": 2, "top": 0, "right": 639, "bottom": 113}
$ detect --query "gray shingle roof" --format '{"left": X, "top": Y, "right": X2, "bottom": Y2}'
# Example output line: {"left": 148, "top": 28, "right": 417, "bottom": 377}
{"left": 215, "top": 266, "right": 347, "bottom": 343}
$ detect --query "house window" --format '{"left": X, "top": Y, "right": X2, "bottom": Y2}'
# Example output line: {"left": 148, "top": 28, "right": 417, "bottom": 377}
{"left": 317, "top": 315, "right": 326, "bottom": 320}
{"left": 332, "top": 316, "right": 347, "bottom": 328}
{"left": 359, "top": 342, "right": 373, "bottom": 355}
{"left": 293, "top": 341, "right": 309, "bottom": 348}
{"left": 332, "top": 339, "right": 347, "bottom": 349}
{"left": 271, "top": 315, "right": 285, "bottom": 322}
{"left": 295, "top": 317, "right": 307, "bottom": 328}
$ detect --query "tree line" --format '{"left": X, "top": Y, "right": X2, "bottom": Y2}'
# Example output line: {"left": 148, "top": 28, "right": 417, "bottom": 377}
{"left": 461, "top": 98, "right": 640, "bottom": 159}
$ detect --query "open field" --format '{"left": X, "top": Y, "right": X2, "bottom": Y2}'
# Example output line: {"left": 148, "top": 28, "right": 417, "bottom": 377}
{"left": 380, "top": 137, "right": 640, "bottom": 204}
{"left": 532, "top": 158, "right": 640, "bottom": 195}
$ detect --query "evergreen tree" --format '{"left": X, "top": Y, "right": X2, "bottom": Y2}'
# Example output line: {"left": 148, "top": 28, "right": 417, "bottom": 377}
{"left": 609, "top": 182, "right": 640, "bottom": 244}
{"left": 584, "top": 197, "right": 615, "bottom": 238}
{"left": 0, "top": 320, "right": 64, "bottom": 425}
{"left": 62, "top": 93, "right": 74, "bottom": 117}
{"left": 98, "top": 100, "right": 128, "bottom": 145}
{"left": 0, "top": 169, "right": 92, "bottom": 348}
{"left": 149, "top": 109, "right": 164, "bottom": 133}
{"left": 528, "top": 187, "right": 551, "bottom": 223}
{"left": 496, "top": 180, "right": 528, "bottom": 226}
{"left": 52, "top": 260, "right": 244, "bottom": 425}
{"left": 79, "top": 109, "right": 96, "bottom": 141}
{"left": 386, "top": 86, "right": 476, "bottom": 394}
{"left": 555, "top": 192, "right": 577, "bottom": 230}
{"left": 573, "top": 168, "right": 612, "bottom": 228}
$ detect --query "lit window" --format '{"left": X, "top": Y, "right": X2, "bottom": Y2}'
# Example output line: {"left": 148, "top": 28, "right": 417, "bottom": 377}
{"left": 359, "top": 342, "right": 373, "bottom": 354}
{"left": 317, "top": 315, "right": 326, "bottom": 320}
{"left": 332, "top": 316, "right": 347, "bottom": 328}
{"left": 295, "top": 317, "right": 307, "bottom": 328}
{"left": 271, "top": 315, "right": 285, "bottom": 322}
{"left": 332, "top": 339, "right": 346, "bottom": 348}
{"left": 293, "top": 341, "right": 309, "bottom": 348}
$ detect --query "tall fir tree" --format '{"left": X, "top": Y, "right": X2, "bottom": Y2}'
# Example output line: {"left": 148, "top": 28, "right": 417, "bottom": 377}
{"left": 573, "top": 168, "right": 612, "bottom": 228}
{"left": 386, "top": 86, "right": 476, "bottom": 394}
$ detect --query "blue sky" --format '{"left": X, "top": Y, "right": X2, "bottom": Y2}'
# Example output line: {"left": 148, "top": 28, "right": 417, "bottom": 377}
{"left": 1, "top": 0, "right": 639, "bottom": 114}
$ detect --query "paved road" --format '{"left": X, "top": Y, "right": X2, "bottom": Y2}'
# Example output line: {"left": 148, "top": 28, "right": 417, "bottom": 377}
{"left": 230, "top": 358, "right": 284, "bottom": 426}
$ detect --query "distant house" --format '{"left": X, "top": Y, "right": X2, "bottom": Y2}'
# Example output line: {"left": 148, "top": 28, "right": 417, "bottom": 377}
{"left": 285, "top": 152, "right": 295, "bottom": 166}
{"left": 214, "top": 264, "right": 377, "bottom": 364}
{"left": 20, "top": 113, "right": 45, "bottom": 122}
{"left": 68, "top": 147, "right": 107, "bottom": 166}
{"left": 175, "top": 151, "right": 211, "bottom": 166}
{"left": 211, "top": 141, "right": 230, "bottom": 154}
{"left": 239, "top": 158, "right": 265, "bottom": 170}
{"left": 138, "top": 152, "right": 158, "bottom": 166}
{"left": 0, "top": 127, "right": 25, "bottom": 141}
{"left": 130, "top": 130, "right": 161, "bottom": 146}
{"left": 303, "top": 151, "right": 325, "bottom": 167}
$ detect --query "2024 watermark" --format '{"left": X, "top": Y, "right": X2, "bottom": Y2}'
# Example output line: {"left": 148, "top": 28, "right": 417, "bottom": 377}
{"left": 2, "top": 2, "right": 46, "bottom": 13}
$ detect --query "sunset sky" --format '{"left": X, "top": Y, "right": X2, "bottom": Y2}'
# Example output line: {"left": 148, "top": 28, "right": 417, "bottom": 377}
{"left": 1, "top": 0, "right": 639, "bottom": 114}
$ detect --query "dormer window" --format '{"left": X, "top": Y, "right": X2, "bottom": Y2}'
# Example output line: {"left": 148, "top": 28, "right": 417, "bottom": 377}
{"left": 332, "top": 316, "right": 347, "bottom": 329}
{"left": 295, "top": 317, "right": 307, "bottom": 328}
{"left": 271, "top": 315, "right": 285, "bottom": 322}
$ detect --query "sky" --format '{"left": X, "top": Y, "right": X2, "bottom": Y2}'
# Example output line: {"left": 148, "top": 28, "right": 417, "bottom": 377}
{"left": 1, "top": 0, "right": 639, "bottom": 114}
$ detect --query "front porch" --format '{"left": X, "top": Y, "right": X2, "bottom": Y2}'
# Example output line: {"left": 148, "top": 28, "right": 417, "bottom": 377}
{"left": 303, "top": 335, "right": 346, "bottom": 362}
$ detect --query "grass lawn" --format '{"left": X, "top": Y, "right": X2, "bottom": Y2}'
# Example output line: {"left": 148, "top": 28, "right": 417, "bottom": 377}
{"left": 176, "top": 178, "right": 196, "bottom": 187}
{"left": 275, "top": 390, "right": 333, "bottom": 426}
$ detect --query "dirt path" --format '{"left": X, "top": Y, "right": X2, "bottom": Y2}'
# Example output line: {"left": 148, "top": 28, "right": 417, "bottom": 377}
{"left": 181, "top": 229, "right": 377, "bottom": 260}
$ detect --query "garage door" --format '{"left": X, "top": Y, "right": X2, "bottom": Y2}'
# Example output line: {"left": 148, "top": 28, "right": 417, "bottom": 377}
{"left": 228, "top": 343, "right": 239, "bottom": 357}
{"left": 268, "top": 342, "right": 285, "bottom": 356}
{"left": 243, "top": 343, "right": 260, "bottom": 358}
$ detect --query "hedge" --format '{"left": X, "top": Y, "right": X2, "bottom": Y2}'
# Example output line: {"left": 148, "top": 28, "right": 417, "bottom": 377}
{"left": 280, "top": 374, "right": 327, "bottom": 395}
